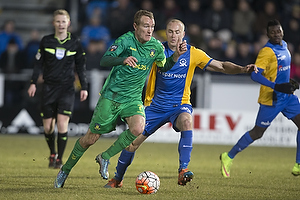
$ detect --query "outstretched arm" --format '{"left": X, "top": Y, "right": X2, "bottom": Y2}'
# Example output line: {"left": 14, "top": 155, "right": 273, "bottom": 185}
{"left": 206, "top": 60, "right": 258, "bottom": 74}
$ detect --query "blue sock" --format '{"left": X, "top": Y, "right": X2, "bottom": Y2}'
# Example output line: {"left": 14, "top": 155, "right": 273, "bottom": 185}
{"left": 296, "top": 130, "right": 300, "bottom": 163}
{"left": 178, "top": 130, "right": 193, "bottom": 171}
{"left": 228, "top": 131, "right": 253, "bottom": 159}
{"left": 115, "top": 149, "right": 135, "bottom": 181}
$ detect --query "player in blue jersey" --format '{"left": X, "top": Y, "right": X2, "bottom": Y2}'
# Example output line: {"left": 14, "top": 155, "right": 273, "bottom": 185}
{"left": 104, "top": 19, "right": 257, "bottom": 188}
{"left": 220, "top": 19, "right": 300, "bottom": 178}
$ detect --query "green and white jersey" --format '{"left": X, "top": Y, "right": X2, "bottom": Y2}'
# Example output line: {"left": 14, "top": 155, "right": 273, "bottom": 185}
{"left": 100, "top": 31, "right": 166, "bottom": 103}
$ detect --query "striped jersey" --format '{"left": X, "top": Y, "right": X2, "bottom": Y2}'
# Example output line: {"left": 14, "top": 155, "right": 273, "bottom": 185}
{"left": 145, "top": 42, "right": 213, "bottom": 107}
{"left": 255, "top": 40, "right": 291, "bottom": 105}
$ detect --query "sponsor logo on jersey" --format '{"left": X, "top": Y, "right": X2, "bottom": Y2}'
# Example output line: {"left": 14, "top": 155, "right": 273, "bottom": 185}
{"left": 277, "top": 54, "right": 286, "bottom": 61}
{"left": 56, "top": 48, "right": 65, "bottom": 60}
{"left": 159, "top": 71, "right": 187, "bottom": 78}
{"left": 179, "top": 58, "right": 187, "bottom": 67}
{"left": 150, "top": 49, "right": 155, "bottom": 57}
{"left": 109, "top": 45, "right": 118, "bottom": 51}
{"left": 130, "top": 47, "right": 137, "bottom": 51}
{"left": 94, "top": 123, "right": 101, "bottom": 131}
{"left": 278, "top": 65, "right": 290, "bottom": 71}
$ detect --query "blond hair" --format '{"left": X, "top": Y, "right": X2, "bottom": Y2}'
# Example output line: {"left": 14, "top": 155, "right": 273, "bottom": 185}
{"left": 167, "top": 19, "right": 185, "bottom": 31}
{"left": 134, "top": 10, "right": 154, "bottom": 25}
{"left": 53, "top": 9, "right": 70, "bottom": 21}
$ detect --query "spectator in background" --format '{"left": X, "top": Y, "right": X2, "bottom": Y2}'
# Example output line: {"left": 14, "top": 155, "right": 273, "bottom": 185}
{"left": 252, "top": 34, "right": 268, "bottom": 55}
{"left": 183, "top": 0, "right": 204, "bottom": 48}
{"left": 253, "top": 1, "right": 281, "bottom": 40}
{"left": 202, "top": 0, "right": 232, "bottom": 45}
{"left": 107, "top": 0, "right": 137, "bottom": 39}
{"left": 160, "top": 0, "right": 182, "bottom": 23}
{"left": 282, "top": 5, "right": 300, "bottom": 50}
{"left": 232, "top": 0, "right": 256, "bottom": 43}
{"left": 140, "top": 0, "right": 165, "bottom": 30}
{"left": 23, "top": 29, "right": 41, "bottom": 70}
{"left": 81, "top": 7, "right": 111, "bottom": 50}
{"left": 235, "top": 41, "right": 255, "bottom": 66}
{"left": 0, "top": 19, "right": 23, "bottom": 58}
{"left": 222, "top": 41, "right": 238, "bottom": 63}
{"left": 85, "top": 39, "right": 109, "bottom": 71}
{"left": 291, "top": 51, "right": 300, "bottom": 82}
{"left": 0, "top": 38, "right": 23, "bottom": 74}
{"left": 85, "top": 0, "right": 110, "bottom": 24}
{"left": 0, "top": 38, "right": 24, "bottom": 107}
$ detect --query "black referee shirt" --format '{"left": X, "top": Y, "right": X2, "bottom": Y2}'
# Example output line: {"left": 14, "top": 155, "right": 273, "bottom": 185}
{"left": 30, "top": 32, "right": 88, "bottom": 90}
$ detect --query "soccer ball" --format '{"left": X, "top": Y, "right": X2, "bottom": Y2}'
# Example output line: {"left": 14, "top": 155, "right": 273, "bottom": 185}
{"left": 135, "top": 171, "right": 160, "bottom": 194}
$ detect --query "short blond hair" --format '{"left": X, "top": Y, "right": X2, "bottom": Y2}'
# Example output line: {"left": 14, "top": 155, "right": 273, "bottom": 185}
{"left": 53, "top": 9, "right": 70, "bottom": 21}
{"left": 134, "top": 10, "right": 154, "bottom": 25}
{"left": 167, "top": 19, "right": 185, "bottom": 31}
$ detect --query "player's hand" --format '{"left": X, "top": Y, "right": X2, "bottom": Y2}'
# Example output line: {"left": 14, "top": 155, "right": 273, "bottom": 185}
{"left": 178, "top": 39, "right": 187, "bottom": 55}
{"left": 124, "top": 56, "right": 138, "bottom": 68}
{"left": 173, "top": 38, "right": 187, "bottom": 62}
{"left": 274, "top": 82, "right": 295, "bottom": 94}
{"left": 27, "top": 84, "right": 36, "bottom": 97}
{"left": 244, "top": 64, "right": 258, "bottom": 73}
{"left": 290, "top": 78, "right": 299, "bottom": 91}
{"left": 80, "top": 90, "right": 88, "bottom": 102}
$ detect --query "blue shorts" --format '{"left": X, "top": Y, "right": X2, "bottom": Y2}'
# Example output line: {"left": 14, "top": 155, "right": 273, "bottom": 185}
{"left": 256, "top": 94, "right": 300, "bottom": 128}
{"left": 143, "top": 103, "right": 193, "bottom": 137}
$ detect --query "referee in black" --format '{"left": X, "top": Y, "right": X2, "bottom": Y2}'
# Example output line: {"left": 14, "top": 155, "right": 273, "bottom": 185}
{"left": 28, "top": 9, "right": 88, "bottom": 169}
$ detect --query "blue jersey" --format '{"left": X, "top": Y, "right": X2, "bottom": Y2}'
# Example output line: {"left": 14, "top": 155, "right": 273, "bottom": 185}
{"left": 145, "top": 42, "right": 213, "bottom": 107}
{"left": 254, "top": 40, "right": 300, "bottom": 127}
{"left": 255, "top": 40, "right": 291, "bottom": 105}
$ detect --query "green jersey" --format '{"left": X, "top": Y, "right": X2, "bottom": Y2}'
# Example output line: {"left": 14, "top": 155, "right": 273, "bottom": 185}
{"left": 100, "top": 31, "right": 166, "bottom": 103}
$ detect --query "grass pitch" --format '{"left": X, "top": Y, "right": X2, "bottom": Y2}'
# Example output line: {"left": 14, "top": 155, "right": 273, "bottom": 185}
{"left": 0, "top": 134, "right": 299, "bottom": 200}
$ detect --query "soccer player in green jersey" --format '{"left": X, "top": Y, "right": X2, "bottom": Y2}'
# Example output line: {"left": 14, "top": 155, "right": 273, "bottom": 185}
{"left": 54, "top": 9, "right": 187, "bottom": 188}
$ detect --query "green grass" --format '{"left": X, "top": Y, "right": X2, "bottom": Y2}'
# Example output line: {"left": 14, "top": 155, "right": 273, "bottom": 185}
{"left": 0, "top": 134, "right": 299, "bottom": 200}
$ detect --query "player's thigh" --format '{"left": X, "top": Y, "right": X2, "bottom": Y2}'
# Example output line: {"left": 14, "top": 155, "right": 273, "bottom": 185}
{"left": 170, "top": 104, "right": 193, "bottom": 132}
{"left": 255, "top": 104, "right": 281, "bottom": 127}
{"left": 282, "top": 95, "right": 300, "bottom": 128}
{"left": 143, "top": 104, "right": 171, "bottom": 136}
{"left": 282, "top": 95, "right": 300, "bottom": 119}
{"left": 121, "top": 100, "right": 145, "bottom": 135}
{"left": 89, "top": 97, "right": 120, "bottom": 134}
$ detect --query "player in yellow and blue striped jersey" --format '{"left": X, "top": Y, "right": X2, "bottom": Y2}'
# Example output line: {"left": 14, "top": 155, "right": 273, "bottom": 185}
{"left": 220, "top": 19, "right": 300, "bottom": 178}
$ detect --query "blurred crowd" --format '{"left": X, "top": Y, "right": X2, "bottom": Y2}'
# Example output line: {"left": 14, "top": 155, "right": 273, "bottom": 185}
{"left": 0, "top": 0, "right": 300, "bottom": 106}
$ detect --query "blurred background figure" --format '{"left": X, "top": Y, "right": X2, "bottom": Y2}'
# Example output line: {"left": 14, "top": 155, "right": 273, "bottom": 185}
{"left": 183, "top": 0, "right": 204, "bottom": 48}
{"left": 107, "top": 0, "right": 137, "bottom": 40}
{"left": 235, "top": 41, "right": 255, "bottom": 66}
{"left": 23, "top": 29, "right": 41, "bottom": 70}
{"left": 202, "top": 0, "right": 232, "bottom": 45}
{"left": 80, "top": 7, "right": 111, "bottom": 50}
{"left": 160, "top": 0, "right": 182, "bottom": 23}
{"left": 0, "top": 19, "right": 23, "bottom": 58}
{"left": 253, "top": 0, "right": 281, "bottom": 40}
{"left": 232, "top": 0, "right": 256, "bottom": 43}
{"left": 0, "top": 38, "right": 23, "bottom": 74}
{"left": 85, "top": 39, "right": 109, "bottom": 71}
